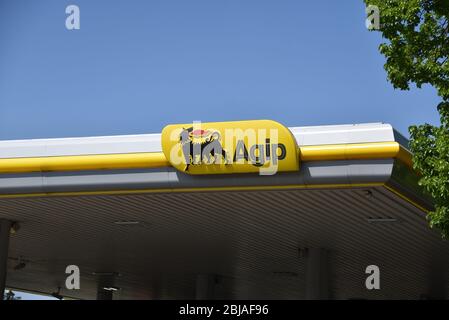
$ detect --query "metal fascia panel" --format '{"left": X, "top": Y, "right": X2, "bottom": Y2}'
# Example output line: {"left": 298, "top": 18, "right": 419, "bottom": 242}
{"left": 289, "top": 123, "right": 395, "bottom": 146}
{"left": 0, "top": 160, "right": 393, "bottom": 195}
{"left": 0, "top": 123, "right": 396, "bottom": 158}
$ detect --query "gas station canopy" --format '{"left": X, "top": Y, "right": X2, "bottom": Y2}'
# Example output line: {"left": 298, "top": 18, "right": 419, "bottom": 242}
{"left": 0, "top": 122, "right": 443, "bottom": 300}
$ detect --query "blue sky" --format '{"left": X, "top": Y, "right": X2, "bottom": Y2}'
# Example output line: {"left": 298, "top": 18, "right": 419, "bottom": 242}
{"left": 0, "top": 0, "right": 442, "bottom": 140}
{"left": 10, "top": 290, "right": 58, "bottom": 300}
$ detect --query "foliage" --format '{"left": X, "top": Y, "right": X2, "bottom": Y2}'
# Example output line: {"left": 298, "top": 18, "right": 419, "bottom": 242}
{"left": 365, "top": 0, "right": 449, "bottom": 98}
{"left": 365, "top": 0, "right": 449, "bottom": 237}
{"left": 410, "top": 102, "right": 449, "bottom": 237}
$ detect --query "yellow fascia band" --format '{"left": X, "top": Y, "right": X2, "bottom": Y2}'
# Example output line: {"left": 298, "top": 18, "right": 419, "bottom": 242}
{"left": 0, "top": 152, "right": 169, "bottom": 173}
{"left": 300, "top": 141, "right": 400, "bottom": 160}
{"left": 0, "top": 141, "right": 412, "bottom": 174}
{"left": 299, "top": 141, "right": 413, "bottom": 168}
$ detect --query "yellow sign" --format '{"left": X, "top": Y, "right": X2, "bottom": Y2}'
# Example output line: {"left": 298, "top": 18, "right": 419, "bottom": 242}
{"left": 161, "top": 120, "right": 299, "bottom": 175}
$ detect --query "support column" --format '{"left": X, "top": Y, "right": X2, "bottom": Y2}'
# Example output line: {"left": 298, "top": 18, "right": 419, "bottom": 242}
{"left": 96, "top": 288, "right": 113, "bottom": 300}
{"left": 305, "top": 248, "right": 330, "bottom": 300}
{"left": 96, "top": 276, "right": 114, "bottom": 300}
{"left": 195, "top": 274, "right": 216, "bottom": 300}
{"left": 0, "top": 219, "right": 12, "bottom": 300}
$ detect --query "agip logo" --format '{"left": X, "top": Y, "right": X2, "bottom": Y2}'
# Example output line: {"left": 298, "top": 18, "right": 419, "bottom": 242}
{"left": 161, "top": 120, "right": 299, "bottom": 175}
{"left": 179, "top": 127, "right": 229, "bottom": 171}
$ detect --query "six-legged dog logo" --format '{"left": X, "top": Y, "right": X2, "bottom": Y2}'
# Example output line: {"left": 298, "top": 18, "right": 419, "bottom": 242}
{"left": 179, "top": 127, "right": 229, "bottom": 171}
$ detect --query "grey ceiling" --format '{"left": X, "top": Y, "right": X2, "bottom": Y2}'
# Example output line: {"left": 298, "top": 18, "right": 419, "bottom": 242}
{"left": 1, "top": 186, "right": 447, "bottom": 300}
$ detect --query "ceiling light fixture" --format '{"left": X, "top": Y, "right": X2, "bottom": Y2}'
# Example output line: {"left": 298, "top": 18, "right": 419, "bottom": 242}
{"left": 10, "top": 222, "right": 20, "bottom": 234}
{"left": 102, "top": 286, "right": 120, "bottom": 292}
{"left": 92, "top": 271, "right": 122, "bottom": 277}
{"left": 367, "top": 217, "right": 398, "bottom": 223}
{"left": 113, "top": 221, "right": 140, "bottom": 225}
{"left": 272, "top": 271, "right": 299, "bottom": 277}
{"left": 362, "top": 190, "right": 373, "bottom": 198}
